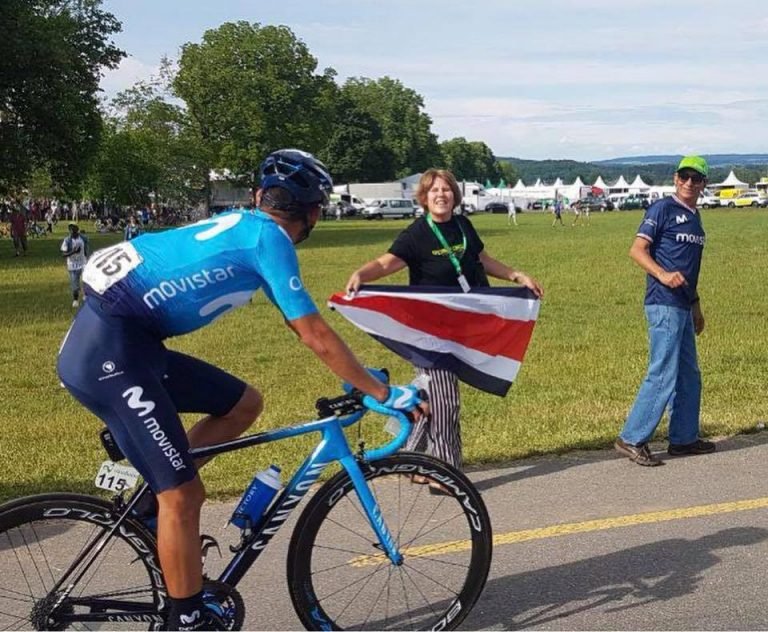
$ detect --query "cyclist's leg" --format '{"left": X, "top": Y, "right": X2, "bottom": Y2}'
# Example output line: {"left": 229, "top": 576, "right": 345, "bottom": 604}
{"left": 57, "top": 304, "right": 208, "bottom": 622}
{"left": 163, "top": 350, "right": 263, "bottom": 460}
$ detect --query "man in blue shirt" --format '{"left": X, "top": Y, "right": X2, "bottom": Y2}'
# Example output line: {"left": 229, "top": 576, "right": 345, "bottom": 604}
{"left": 57, "top": 149, "right": 423, "bottom": 630}
{"left": 615, "top": 155, "right": 714, "bottom": 466}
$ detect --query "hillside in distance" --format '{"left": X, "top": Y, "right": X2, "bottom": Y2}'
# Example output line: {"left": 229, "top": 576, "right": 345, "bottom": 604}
{"left": 499, "top": 154, "right": 768, "bottom": 186}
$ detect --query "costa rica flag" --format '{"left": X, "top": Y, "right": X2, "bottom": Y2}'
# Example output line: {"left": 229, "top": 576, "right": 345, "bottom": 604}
{"left": 328, "top": 285, "right": 540, "bottom": 396}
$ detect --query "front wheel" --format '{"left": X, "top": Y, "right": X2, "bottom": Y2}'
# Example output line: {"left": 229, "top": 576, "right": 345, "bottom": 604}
{"left": 0, "top": 493, "right": 165, "bottom": 630}
{"left": 287, "top": 453, "right": 492, "bottom": 630}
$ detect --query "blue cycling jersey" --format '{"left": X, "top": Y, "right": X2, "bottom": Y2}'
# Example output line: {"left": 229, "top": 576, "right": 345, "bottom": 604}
{"left": 636, "top": 196, "right": 705, "bottom": 309}
{"left": 82, "top": 210, "right": 318, "bottom": 338}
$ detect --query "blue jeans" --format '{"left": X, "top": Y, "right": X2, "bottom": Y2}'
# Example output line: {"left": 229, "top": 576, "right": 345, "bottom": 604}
{"left": 620, "top": 304, "right": 701, "bottom": 446}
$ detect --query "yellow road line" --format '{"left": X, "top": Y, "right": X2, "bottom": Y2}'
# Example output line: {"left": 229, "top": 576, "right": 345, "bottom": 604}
{"left": 351, "top": 496, "right": 768, "bottom": 566}
{"left": 495, "top": 496, "right": 768, "bottom": 545}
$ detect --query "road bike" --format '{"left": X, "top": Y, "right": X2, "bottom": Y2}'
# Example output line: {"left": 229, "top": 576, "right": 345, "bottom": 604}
{"left": 0, "top": 373, "right": 492, "bottom": 630}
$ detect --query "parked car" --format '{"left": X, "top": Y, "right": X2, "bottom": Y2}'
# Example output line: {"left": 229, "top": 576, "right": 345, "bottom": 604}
{"left": 360, "top": 198, "right": 417, "bottom": 219}
{"left": 728, "top": 191, "right": 766, "bottom": 208}
{"left": 620, "top": 194, "right": 650, "bottom": 210}
{"left": 484, "top": 201, "right": 509, "bottom": 214}
{"left": 697, "top": 191, "right": 721, "bottom": 209}
{"left": 573, "top": 196, "right": 612, "bottom": 212}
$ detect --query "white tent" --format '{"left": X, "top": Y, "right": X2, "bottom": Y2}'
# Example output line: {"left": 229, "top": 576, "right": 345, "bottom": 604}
{"left": 593, "top": 176, "right": 608, "bottom": 191}
{"left": 711, "top": 170, "right": 748, "bottom": 190}
{"left": 610, "top": 175, "right": 630, "bottom": 191}
{"left": 553, "top": 177, "right": 564, "bottom": 188}
{"left": 512, "top": 179, "right": 526, "bottom": 191}
{"left": 629, "top": 175, "right": 650, "bottom": 191}
{"left": 571, "top": 176, "right": 584, "bottom": 187}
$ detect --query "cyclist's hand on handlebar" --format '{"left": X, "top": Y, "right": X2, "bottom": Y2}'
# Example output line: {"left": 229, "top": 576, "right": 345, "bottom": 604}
{"left": 364, "top": 385, "right": 429, "bottom": 420}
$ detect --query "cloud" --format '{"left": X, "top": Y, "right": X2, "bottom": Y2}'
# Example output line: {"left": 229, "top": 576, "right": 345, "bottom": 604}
{"left": 100, "top": 56, "right": 159, "bottom": 96}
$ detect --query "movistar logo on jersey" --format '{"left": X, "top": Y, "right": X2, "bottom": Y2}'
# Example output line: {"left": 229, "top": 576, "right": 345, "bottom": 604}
{"left": 142, "top": 266, "right": 236, "bottom": 309}
{"left": 675, "top": 233, "right": 705, "bottom": 245}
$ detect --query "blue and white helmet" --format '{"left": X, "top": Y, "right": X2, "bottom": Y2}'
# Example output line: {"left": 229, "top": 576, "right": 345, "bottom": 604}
{"left": 259, "top": 149, "right": 333, "bottom": 207}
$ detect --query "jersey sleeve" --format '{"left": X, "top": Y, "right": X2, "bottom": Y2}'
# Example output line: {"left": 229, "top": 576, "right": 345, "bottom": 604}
{"left": 250, "top": 224, "right": 318, "bottom": 321}
{"left": 637, "top": 203, "right": 664, "bottom": 243}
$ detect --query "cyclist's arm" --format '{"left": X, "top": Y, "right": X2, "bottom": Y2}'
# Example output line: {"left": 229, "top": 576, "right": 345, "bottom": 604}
{"left": 287, "top": 313, "right": 389, "bottom": 402}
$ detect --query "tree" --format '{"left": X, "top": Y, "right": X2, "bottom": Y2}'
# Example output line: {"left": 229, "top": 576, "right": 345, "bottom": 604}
{"left": 341, "top": 77, "right": 441, "bottom": 178}
{"left": 173, "top": 22, "right": 337, "bottom": 205}
{"left": 320, "top": 98, "right": 395, "bottom": 183}
{"left": 0, "top": 0, "right": 124, "bottom": 195}
{"left": 98, "top": 65, "right": 208, "bottom": 207}
{"left": 439, "top": 137, "right": 501, "bottom": 183}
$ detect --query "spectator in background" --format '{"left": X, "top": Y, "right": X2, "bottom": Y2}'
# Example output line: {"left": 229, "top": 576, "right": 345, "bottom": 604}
{"left": 10, "top": 206, "right": 27, "bottom": 256}
{"left": 345, "top": 168, "right": 543, "bottom": 481}
{"left": 552, "top": 198, "right": 564, "bottom": 227}
{"left": 615, "top": 156, "right": 714, "bottom": 466}
{"left": 60, "top": 223, "right": 89, "bottom": 307}
{"left": 124, "top": 215, "right": 142, "bottom": 241}
{"left": 507, "top": 200, "right": 518, "bottom": 226}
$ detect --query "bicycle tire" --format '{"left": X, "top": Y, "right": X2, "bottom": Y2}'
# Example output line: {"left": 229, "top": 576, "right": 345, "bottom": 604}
{"left": 287, "top": 453, "right": 492, "bottom": 631}
{"left": 0, "top": 492, "right": 165, "bottom": 631}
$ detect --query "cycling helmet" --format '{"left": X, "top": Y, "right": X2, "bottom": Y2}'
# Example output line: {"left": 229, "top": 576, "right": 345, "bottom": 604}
{"left": 259, "top": 149, "right": 333, "bottom": 209}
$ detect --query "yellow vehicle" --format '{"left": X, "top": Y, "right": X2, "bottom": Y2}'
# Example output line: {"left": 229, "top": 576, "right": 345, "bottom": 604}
{"left": 717, "top": 188, "right": 741, "bottom": 202}
{"left": 728, "top": 191, "right": 766, "bottom": 208}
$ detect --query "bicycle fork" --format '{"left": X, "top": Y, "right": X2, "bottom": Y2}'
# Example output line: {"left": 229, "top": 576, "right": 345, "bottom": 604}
{"left": 339, "top": 455, "right": 403, "bottom": 565}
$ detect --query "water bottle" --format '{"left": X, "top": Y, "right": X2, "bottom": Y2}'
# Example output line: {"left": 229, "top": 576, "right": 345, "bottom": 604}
{"left": 231, "top": 465, "right": 282, "bottom": 529}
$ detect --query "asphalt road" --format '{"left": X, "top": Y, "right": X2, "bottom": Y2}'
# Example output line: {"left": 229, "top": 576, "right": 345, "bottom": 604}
{"left": 196, "top": 431, "right": 768, "bottom": 630}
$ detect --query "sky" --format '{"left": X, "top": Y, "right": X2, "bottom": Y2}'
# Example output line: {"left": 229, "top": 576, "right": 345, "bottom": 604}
{"left": 99, "top": 0, "right": 768, "bottom": 162}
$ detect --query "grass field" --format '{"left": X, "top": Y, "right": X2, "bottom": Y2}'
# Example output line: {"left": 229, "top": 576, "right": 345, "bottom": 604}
{"left": 2, "top": 209, "right": 767, "bottom": 502}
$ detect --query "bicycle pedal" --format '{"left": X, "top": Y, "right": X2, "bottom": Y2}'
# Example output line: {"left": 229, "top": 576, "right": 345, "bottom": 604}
{"left": 200, "top": 535, "right": 221, "bottom": 565}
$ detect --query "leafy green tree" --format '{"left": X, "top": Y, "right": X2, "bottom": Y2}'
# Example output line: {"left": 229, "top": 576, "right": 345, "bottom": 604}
{"left": 439, "top": 137, "right": 500, "bottom": 183}
{"left": 0, "top": 0, "right": 124, "bottom": 194}
{"left": 320, "top": 99, "right": 395, "bottom": 183}
{"left": 173, "top": 22, "right": 337, "bottom": 205}
{"left": 341, "top": 77, "right": 440, "bottom": 178}
{"left": 102, "top": 66, "right": 208, "bottom": 207}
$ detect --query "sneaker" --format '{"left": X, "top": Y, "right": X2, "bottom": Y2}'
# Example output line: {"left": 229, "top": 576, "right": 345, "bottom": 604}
{"left": 667, "top": 439, "right": 716, "bottom": 457}
{"left": 614, "top": 438, "right": 663, "bottom": 467}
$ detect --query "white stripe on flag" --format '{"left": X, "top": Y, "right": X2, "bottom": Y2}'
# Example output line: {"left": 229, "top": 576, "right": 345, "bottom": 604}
{"left": 344, "top": 290, "right": 540, "bottom": 321}
{"left": 334, "top": 304, "right": 521, "bottom": 382}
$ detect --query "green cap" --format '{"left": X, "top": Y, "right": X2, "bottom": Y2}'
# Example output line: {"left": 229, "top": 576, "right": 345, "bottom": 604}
{"left": 677, "top": 155, "right": 708, "bottom": 177}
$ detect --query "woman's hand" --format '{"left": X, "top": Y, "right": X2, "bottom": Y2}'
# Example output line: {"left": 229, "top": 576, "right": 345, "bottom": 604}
{"left": 514, "top": 272, "right": 544, "bottom": 298}
{"left": 345, "top": 271, "right": 363, "bottom": 297}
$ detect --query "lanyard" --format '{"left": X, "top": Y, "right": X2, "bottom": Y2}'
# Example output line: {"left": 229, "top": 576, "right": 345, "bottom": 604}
{"left": 426, "top": 215, "right": 467, "bottom": 277}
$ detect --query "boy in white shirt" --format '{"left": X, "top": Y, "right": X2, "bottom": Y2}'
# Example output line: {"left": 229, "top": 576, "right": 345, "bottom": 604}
{"left": 60, "top": 223, "right": 89, "bottom": 307}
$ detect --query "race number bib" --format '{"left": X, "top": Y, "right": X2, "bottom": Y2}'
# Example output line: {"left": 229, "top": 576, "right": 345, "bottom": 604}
{"left": 94, "top": 460, "right": 140, "bottom": 493}
{"left": 83, "top": 242, "right": 143, "bottom": 294}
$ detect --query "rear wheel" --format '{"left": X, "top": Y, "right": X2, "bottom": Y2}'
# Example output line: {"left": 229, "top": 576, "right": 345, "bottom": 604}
{"left": 287, "top": 453, "right": 492, "bottom": 630}
{"left": 0, "top": 493, "right": 164, "bottom": 630}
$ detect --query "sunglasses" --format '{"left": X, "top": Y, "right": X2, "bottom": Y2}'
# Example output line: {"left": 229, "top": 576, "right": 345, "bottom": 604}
{"left": 677, "top": 171, "right": 706, "bottom": 184}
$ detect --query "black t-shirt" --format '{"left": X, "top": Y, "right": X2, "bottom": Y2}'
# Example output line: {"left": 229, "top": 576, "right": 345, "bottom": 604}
{"left": 388, "top": 215, "right": 489, "bottom": 288}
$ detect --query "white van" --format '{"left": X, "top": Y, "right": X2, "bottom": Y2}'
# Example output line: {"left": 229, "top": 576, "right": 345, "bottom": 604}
{"left": 360, "top": 198, "right": 417, "bottom": 219}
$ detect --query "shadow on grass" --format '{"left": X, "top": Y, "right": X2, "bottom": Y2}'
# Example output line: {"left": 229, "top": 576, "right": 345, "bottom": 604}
{"left": 464, "top": 526, "right": 768, "bottom": 629}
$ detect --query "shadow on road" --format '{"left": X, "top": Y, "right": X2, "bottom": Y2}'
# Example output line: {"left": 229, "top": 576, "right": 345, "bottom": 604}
{"left": 466, "top": 526, "right": 768, "bottom": 629}
{"left": 469, "top": 432, "right": 768, "bottom": 493}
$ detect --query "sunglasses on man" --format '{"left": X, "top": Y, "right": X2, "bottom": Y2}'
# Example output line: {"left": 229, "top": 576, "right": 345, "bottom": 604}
{"left": 677, "top": 170, "right": 706, "bottom": 184}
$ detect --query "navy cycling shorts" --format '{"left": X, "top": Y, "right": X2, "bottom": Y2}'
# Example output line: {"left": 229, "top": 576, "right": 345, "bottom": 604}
{"left": 57, "top": 299, "right": 247, "bottom": 492}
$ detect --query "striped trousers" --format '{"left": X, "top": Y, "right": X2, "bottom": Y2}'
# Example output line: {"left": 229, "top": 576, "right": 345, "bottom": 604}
{"left": 405, "top": 367, "right": 462, "bottom": 470}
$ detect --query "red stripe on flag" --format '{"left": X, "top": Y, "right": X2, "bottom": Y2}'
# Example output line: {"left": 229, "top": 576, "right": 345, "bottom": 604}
{"left": 330, "top": 293, "right": 535, "bottom": 361}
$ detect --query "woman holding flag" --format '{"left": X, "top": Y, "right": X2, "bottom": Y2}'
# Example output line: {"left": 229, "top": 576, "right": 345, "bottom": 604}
{"left": 344, "top": 168, "right": 543, "bottom": 479}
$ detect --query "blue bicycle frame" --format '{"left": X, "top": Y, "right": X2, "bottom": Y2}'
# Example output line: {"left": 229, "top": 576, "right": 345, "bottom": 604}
{"left": 190, "top": 400, "right": 414, "bottom": 588}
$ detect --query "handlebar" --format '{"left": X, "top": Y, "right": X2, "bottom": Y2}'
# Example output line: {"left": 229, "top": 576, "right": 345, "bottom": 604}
{"left": 314, "top": 370, "right": 428, "bottom": 461}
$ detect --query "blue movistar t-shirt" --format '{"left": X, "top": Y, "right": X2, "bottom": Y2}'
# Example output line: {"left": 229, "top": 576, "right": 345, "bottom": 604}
{"left": 636, "top": 196, "right": 705, "bottom": 309}
{"left": 82, "top": 210, "right": 318, "bottom": 338}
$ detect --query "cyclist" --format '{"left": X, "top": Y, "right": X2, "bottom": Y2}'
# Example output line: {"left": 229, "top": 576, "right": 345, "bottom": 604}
{"left": 57, "top": 149, "right": 423, "bottom": 631}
